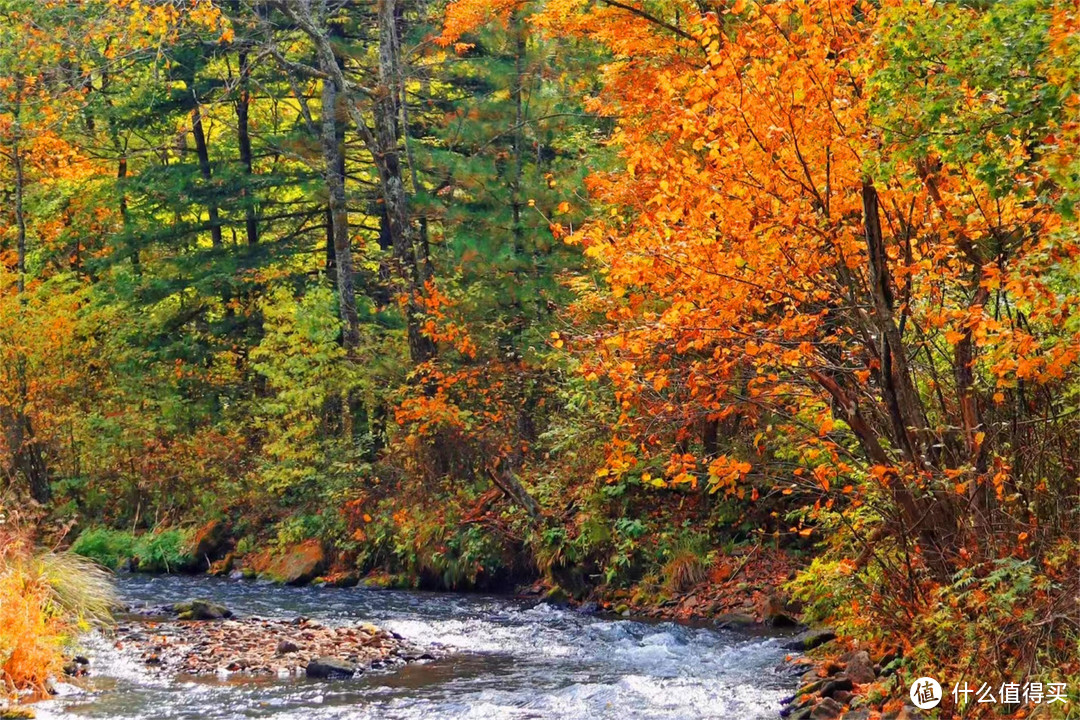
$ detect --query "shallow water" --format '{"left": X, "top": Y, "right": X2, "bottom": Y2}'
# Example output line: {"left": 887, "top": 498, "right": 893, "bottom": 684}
{"left": 37, "top": 575, "right": 796, "bottom": 719}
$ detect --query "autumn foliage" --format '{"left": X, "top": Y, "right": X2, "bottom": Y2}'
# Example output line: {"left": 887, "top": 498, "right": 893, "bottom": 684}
{"left": 445, "top": 0, "right": 1080, "bottom": 706}
{"left": 1, "top": 0, "right": 1078, "bottom": 712}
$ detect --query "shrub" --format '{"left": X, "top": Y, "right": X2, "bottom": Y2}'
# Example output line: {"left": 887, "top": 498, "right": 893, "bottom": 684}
{"left": 132, "top": 529, "right": 196, "bottom": 573}
{"left": 70, "top": 528, "right": 197, "bottom": 573}
{"left": 69, "top": 528, "right": 136, "bottom": 570}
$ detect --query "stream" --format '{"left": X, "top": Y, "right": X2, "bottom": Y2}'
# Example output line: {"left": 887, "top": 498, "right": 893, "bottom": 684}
{"left": 36, "top": 575, "right": 797, "bottom": 720}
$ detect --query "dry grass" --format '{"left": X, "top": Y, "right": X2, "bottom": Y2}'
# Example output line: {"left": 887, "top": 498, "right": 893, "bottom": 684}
{"left": 0, "top": 512, "right": 116, "bottom": 699}
{"left": 662, "top": 548, "right": 709, "bottom": 594}
{"left": 0, "top": 538, "right": 66, "bottom": 697}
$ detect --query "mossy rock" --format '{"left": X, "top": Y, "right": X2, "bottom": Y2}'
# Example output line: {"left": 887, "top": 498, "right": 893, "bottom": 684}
{"left": 543, "top": 586, "right": 570, "bottom": 605}
{"left": 174, "top": 599, "right": 232, "bottom": 620}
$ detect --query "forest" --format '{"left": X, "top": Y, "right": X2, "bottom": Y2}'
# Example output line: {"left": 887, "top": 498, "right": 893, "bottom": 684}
{"left": 0, "top": 0, "right": 1077, "bottom": 718}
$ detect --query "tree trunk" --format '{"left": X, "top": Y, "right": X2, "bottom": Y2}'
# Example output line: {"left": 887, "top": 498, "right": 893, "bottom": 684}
{"left": 320, "top": 75, "right": 361, "bottom": 350}
{"left": 374, "top": 0, "right": 435, "bottom": 363}
{"left": 280, "top": 0, "right": 432, "bottom": 361}
{"left": 325, "top": 95, "right": 346, "bottom": 274}
{"left": 6, "top": 144, "right": 50, "bottom": 503}
{"left": 2, "top": 404, "right": 51, "bottom": 504}
{"left": 190, "top": 103, "right": 223, "bottom": 248}
{"left": 236, "top": 49, "right": 259, "bottom": 246}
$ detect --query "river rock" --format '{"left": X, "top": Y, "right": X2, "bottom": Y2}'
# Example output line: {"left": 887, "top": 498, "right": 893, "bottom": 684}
{"left": 821, "top": 675, "right": 854, "bottom": 698}
{"left": 174, "top": 599, "right": 232, "bottom": 620}
{"left": 542, "top": 586, "right": 570, "bottom": 606}
{"left": 256, "top": 540, "right": 327, "bottom": 585}
{"left": 276, "top": 640, "right": 299, "bottom": 654}
{"left": 811, "top": 697, "right": 843, "bottom": 720}
{"left": 305, "top": 657, "right": 358, "bottom": 679}
{"left": 843, "top": 650, "right": 875, "bottom": 684}
{"left": 113, "top": 615, "right": 414, "bottom": 678}
{"left": 763, "top": 592, "right": 801, "bottom": 628}
{"left": 784, "top": 628, "right": 836, "bottom": 651}
{"left": 714, "top": 612, "right": 758, "bottom": 629}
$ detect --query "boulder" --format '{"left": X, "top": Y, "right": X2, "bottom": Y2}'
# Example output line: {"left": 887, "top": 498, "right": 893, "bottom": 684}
{"left": 821, "top": 675, "right": 854, "bottom": 698}
{"left": 542, "top": 586, "right": 570, "bottom": 606}
{"left": 844, "top": 650, "right": 875, "bottom": 684}
{"left": 714, "top": 613, "right": 757, "bottom": 629}
{"left": 322, "top": 572, "right": 360, "bottom": 588}
{"left": 764, "top": 592, "right": 801, "bottom": 628}
{"left": 208, "top": 553, "right": 234, "bottom": 577}
{"left": 260, "top": 540, "right": 327, "bottom": 586}
{"left": 811, "top": 698, "right": 843, "bottom": 720}
{"left": 173, "top": 599, "right": 232, "bottom": 621}
{"left": 190, "top": 520, "right": 230, "bottom": 565}
{"left": 305, "top": 656, "right": 358, "bottom": 679}
{"left": 276, "top": 640, "right": 299, "bottom": 655}
{"left": 783, "top": 628, "right": 837, "bottom": 651}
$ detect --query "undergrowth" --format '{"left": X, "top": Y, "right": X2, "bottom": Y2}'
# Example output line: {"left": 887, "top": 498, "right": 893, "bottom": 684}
{"left": 0, "top": 510, "right": 117, "bottom": 700}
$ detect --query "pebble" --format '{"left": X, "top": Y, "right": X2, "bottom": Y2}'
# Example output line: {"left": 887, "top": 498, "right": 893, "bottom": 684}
{"left": 111, "top": 616, "right": 414, "bottom": 678}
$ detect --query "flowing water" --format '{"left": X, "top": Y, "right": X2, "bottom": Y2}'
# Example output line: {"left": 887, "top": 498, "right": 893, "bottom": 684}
{"left": 36, "top": 575, "right": 797, "bottom": 720}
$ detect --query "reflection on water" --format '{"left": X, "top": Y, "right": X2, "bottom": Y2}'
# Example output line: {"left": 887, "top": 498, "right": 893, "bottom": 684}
{"left": 37, "top": 575, "right": 796, "bottom": 720}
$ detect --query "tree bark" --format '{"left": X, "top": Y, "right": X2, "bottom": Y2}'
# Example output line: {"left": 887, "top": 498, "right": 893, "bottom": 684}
{"left": 862, "top": 182, "right": 929, "bottom": 466}
{"left": 373, "top": 0, "right": 435, "bottom": 363}
{"left": 190, "top": 102, "right": 223, "bottom": 248}
{"left": 320, "top": 74, "right": 361, "bottom": 350}
{"left": 236, "top": 48, "right": 259, "bottom": 246}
